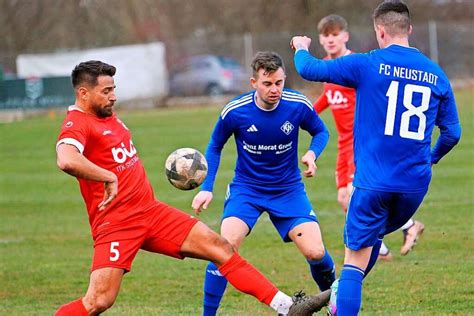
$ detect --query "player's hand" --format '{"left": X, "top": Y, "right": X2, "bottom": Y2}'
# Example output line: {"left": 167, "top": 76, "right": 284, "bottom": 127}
{"left": 301, "top": 150, "right": 317, "bottom": 178}
{"left": 98, "top": 175, "right": 118, "bottom": 211}
{"left": 337, "top": 187, "right": 350, "bottom": 211}
{"left": 290, "top": 36, "right": 312, "bottom": 52}
{"left": 192, "top": 191, "right": 213, "bottom": 215}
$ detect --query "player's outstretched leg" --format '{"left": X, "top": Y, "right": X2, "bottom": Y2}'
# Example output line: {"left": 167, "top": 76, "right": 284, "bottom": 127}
{"left": 401, "top": 220, "right": 425, "bottom": 255}
{"left": 55, "top": 267, "right": 124, "bottom": 315}
{"left": 203, "top": 261, "right": 228, "bottom": 316}
{"left": 218, "top": 253, "right": 329, "bottom": 315}
{"left": 182, "top": 222, "right": 329, "bottom": 315}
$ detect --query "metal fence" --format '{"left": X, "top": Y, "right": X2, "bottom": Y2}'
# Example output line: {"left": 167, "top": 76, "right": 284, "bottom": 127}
{"left": 166, "top": 21, "right": 473, "bottom": 90}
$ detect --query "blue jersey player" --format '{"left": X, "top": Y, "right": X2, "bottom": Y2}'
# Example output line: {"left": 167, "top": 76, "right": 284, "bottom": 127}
{"left": 291, "top": 1, "right": 461, "bottom": 315}
{"left": 192, "top": 51, "right": 336, "bottom": 316}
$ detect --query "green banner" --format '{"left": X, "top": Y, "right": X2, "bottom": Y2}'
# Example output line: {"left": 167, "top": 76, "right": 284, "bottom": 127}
{"left": 0, "top": 76, "right": 75, "bottom": 110}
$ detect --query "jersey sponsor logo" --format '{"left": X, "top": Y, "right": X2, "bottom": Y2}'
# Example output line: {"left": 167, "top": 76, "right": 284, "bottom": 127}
{"left": 280, "top": 121, "right": 294, "bottom": 135}
{"left": 242, "top": 140, "right": 261, "bottom": 154}
{"left": 112, "top": 140, "right": 137, "bottom": 164}
{"left": 65, "top": 121, "right": 74, "bottom": 128}
{"left": 246, "top": 124, "right": 258, "bottom": 132}
{"left": 326, "top": 90, "right": 348, "bottom": 108}
{"left": 275, "top": 142, "right": 292, "bottom": 154}
{"left": 242, "top": 140, "right": 293, "bottom": 155}
{"left": 102, "top": 130, "right": 112, "bottom": 136}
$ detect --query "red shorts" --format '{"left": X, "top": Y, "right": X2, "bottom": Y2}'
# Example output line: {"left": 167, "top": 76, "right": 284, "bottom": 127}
{"left": 91, "top": 201, "right": 199, "bottom": 272}
{"left": 335, "top": 148, "right": 355, "bottom": 189}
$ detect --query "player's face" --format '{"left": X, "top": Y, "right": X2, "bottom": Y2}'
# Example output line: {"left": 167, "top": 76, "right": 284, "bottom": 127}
{"left": 89, "top": 75, "right": 117, "bottom": 118}
{"left": 319, "top": 29, "right": 349, "bottom": 59}
{"left": 251, "top": 67, "right": 285, "bottom": 109}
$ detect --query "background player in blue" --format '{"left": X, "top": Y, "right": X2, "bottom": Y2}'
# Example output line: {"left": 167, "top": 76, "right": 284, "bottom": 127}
{"left": 291, "top": 1, "right": 461, "bottom": 315}
{"left": 192, "top": 51, "right": 336, "bottom": 316}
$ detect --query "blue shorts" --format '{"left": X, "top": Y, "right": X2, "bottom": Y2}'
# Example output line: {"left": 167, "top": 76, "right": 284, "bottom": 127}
{"left": 344, "top": 187, "right": 427, "bottom": 250}
{"left": 223, "top": 182, "right": 318, "bottom": 242}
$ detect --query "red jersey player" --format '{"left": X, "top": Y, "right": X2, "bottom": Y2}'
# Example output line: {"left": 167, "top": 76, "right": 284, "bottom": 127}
{"left": 314, "top": 15, "right": 425, "bottom": 260}
{"left": 53, "top": 60, "right": 330, "bottom": 315}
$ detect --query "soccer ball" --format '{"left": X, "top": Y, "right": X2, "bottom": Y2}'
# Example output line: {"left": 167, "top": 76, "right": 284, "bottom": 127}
{"left": 165, "top": 148, "right": 208, "bottom": 190}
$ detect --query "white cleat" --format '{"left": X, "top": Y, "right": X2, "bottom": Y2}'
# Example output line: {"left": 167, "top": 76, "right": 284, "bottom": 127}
{"left": 401, "top": 221, "right": 425, "bottom": 256}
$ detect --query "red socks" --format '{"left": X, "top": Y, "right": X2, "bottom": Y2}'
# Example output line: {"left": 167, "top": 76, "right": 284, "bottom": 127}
{"left": 54, "top": 298, "right": 88, "bottom": 316}
{"left": 218, "top": 252, "right": 278, "bottom": 305}
{"left": 53, "top": 255, "right": 278, "bottom": 313}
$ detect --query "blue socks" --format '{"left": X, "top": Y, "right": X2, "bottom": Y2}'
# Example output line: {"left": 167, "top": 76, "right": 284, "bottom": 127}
{"left": 203, "top": 262, "right": 228, "bottom": 316}
{"left": 307, "top": 249, "right": 336, "bottom": 291}
{"left": 334, "top": 241, "right": 383, "bottom": 315}
{"left": 337, "top": 264, "right": 365, "bottom": 316}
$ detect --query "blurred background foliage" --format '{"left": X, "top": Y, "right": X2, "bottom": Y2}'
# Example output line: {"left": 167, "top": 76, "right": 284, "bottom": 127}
{"left": 1, "top": 0, "right": 472, "bottom": 83}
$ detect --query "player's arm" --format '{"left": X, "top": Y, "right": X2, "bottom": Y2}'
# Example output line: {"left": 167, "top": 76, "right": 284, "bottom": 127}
{"left": 314, "top": 92, "right": 329, "bottom": 114}
{"left": 431, "top": 88, "right": 461, "bottom": 164}
{"left": 57, "top": 143, "right": 118, "bottom": 210}
{"left": 192, "top": 116, "right": 232, "bottom": 214}
{"left": 291, "top": 35, "right": 360, "bottom": 88}
{"left": 431, "top": 123, "right": 461, "bottom": 164}
{"left": 301, "top": 105, "right": 330, "bottom": 177}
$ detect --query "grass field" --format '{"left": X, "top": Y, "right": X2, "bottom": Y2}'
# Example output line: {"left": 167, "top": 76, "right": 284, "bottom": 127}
{"left": 0, "top": 89, "right": 472, "bottom": 315}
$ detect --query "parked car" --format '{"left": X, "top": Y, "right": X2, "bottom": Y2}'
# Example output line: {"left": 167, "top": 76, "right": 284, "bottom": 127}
{"left": 169, "top": 55, "right": 248, "bottom": 97}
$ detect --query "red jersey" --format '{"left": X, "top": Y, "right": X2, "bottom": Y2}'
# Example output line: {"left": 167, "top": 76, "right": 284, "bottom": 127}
{"left": 56, "top": 106, "right": 155, "bottom": 237}
{"left": 314, "top": 51, "right": 356, "bottom": 152}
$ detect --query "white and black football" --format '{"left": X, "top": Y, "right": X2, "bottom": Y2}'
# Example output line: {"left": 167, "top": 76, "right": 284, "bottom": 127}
{"left": 165, "top": 148, "right": 208, "bottom": 190}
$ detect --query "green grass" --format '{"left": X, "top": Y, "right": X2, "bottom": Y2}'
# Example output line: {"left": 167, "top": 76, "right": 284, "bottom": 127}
{"left": 0, "top": 89, "right": 473, "bottom": 315}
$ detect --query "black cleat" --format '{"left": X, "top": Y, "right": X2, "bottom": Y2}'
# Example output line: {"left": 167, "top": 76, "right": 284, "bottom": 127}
{"left": 287, "top": 289, "right": 332, "bottom": 316}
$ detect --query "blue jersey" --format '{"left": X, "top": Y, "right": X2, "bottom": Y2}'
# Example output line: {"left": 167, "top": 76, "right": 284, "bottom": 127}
{"left": 201, "top": 89, "right": 329, "bottom": 192}
{"left": 295, "top": 45, "right": 461, "bottom": 193}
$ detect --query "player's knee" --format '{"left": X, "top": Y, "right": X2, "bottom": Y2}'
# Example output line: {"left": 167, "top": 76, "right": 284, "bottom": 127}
{"left": 304, "top": 247, "right": 326, "bottom": 261}
{"left": 84, "top": 291, "right": 117, "bottom": 314}
{"left": 203, "top": 227, "right": 235, "bottom": 259}
{"left": 214, "top": 234, "right": 235, "bottom": 256}
{"left": 93, "top": 295, "right": 116, "bottom": 313}
{"left": 223, "top": 236, "right": 242, "bottom": 250}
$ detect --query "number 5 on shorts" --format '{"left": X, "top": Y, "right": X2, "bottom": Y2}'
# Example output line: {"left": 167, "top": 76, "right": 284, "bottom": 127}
{"left": 110, "top": 241, "right": 120, "bottom": 262}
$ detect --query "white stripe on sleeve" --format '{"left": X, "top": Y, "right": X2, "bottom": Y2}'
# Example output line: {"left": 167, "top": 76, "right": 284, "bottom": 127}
{"left": 56, "top": 138, "right": 85, "bottom": 153}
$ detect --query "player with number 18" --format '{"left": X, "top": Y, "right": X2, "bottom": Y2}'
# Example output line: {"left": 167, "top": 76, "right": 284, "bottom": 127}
{"left": 291, "top": 1, "right": 461, "bottom": 314}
